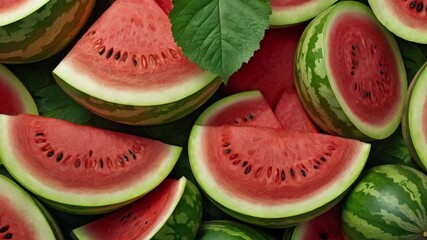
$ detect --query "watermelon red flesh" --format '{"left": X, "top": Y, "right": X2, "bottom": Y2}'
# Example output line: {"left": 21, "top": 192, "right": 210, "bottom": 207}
{"left": 327, "top": 13, "right": 402, "bottom": 127}
{"left": 274, "top": 91, "right": 319, "bottom": 133}
{"left": 196, "top": 91, "right": 282, "bottom": 129}
{"left": 270, "top": 0, "right": 308, "bottom": 8}
{"left": 291, "top": 204, "right": 344, "bottom": 240}
{"left": 194, "top": 125, "right": 368, "bottom": 205}
{"left": 0, "top": 0, "right": 26, "bottom": 12}
{"left": 74, "top": 179, "right": 181, "bottom": 239}
{"left": 0, "top": 79, "right": 25, "bottom": 115}
{"left": 222, "top": 25, "right": 305, "bottom": 108}
{"left": 155, "top": 0, "right": 173, "bottom": 15}
{"left": 1, "top": 195, "right": 36, "bottom": 239}
{"left": 373, "top": 1, "right": 427, "bottom": 30}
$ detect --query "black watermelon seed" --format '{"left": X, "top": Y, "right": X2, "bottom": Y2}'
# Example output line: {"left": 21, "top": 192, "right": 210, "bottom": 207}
{"left": 129, "top": 150, "right": 136, "bottom": 159}
{"left": 47, "top": 151, "right": 54, "bottom": 157}
{"left": 99, "top": 47, "right": 105, "bottom": 55}
{"left": 410, "top": 0, "right": 417, "bottom": 8}
{"left": 56, "top": 153, "right": 63, "bottom": 162}
{"left": 123, "top": 154, "right": 129, "bottom": 162}
{"left": 144, "top": 220, "right": 149, "bottom": 225}
{"left": 242, "top": 161, "right": 248, "bottom": 167}
{"left": 126, "top": 212, "right": 132, "bottom": 219}
{"left": 0, "top": 226, "right": 9, "bottom": 233}
{"left": 313, "top": 165, "right": 319, "bottom": 169}
{"left": 100, "top": 159, "right": 104, "bottom": 168}
{"left": 247, "top": 114, "right": 254, "bottom": 120}
{"left": 301, "top": 169, "right": 307, "bottom": 177}
{"left": 224, "top": 149, "right": 231, "bottom": 154}
{"left": 281, "top": 170, "right": 286, "bottom": 181}
{"left": 244, "top": 165, "right": 251, "bottom": 174}
{"left": 319, "top": 233, "right": 328, "bottom": 240}
{"left": 222, "top": 142, "right": 230, "bottom": 147}
{"left": 115, "top": 51, "right": 121, "bottom": 60}
{"left": 5, "top": 233, "right": 12, "bottom": 239}
{"left": 417, "top": 2, "right": 424, "bottom": 11}
{"left": 320, "top": 156, "right": 327, "bottom": 162}
{"left": 35, "top": 132, "right": 44, "bottom": 137}
{"left": 106, "top": 48, "right": 114, "bottom": 59}
{"left": 89, "top": 150, "right": 93, "bottom": 157}
{"left": 290, "top": 168, "right": 295, "bottom": 176}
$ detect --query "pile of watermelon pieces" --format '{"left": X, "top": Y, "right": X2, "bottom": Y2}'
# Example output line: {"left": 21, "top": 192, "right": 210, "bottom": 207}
{"left": 0, "top": 0, "right": 427, "bottom": 239}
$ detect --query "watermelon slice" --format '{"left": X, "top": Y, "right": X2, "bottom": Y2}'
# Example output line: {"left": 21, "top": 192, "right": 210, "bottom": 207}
{"left": 0, "top": 64, "right": 38, "bottom": 116}
{"left": 71, "top": 177, "right": 203, "bottom": 240}
{"left": 269, "top": 0, "right": 337, "bottom": 27}
{"left": 188, "top": 125, "right": 370, "bottom": 227}
{"left": 0, "top": 114, "right": 181, "bottom": 214}
{"left": 402, "top": 62, "right": 427, "bottom": 172}
{"left": 0, "top": 174, "right": 63, "bottom": 240}
{"left": 274, "top": 91, "right": 319, "bottom": 133}
{"left": 368, "top": 0, "right": 427, "bottom": 44}
{"left": 222, "top": 25, "right": 306, "bottom": 108}
{"left": 53, "top": 0, "right": 220, "bottom": 126}
{"left": 196, "top": 90, "right": 282, "bottom": 129}
{"left": 0, "top": 0, "right": 96, "bottom": 63}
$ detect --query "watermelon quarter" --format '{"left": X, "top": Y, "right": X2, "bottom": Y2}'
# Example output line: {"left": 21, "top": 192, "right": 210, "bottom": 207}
{"left": 295, "top": 1, "right": 407, "bottom": 141}
{"left": 72, "top": 177, "right": 203, "bottom": 240}
{"left": 53, "top": 0, "right": 220, "bottom": 126}
{"left": 0, "top": 114, "right": 182, "bottom": 214}
{"left": 342, "top": 164, "right": 427, "bottom": 240}
{"left": 188, "top": 125, "right": 370, "bottom": 227}
{"left": 0, "top": 0, "right": 96, "bottom": 63}
{"left": 402, "top": 62, "right": 427, "bottom": 172}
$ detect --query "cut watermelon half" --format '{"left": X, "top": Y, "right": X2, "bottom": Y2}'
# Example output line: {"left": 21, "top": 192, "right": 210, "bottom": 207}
{"left": 274, "top": 91, "right": 319, "bottom": 133}
{"left": 72, "top": 177, "right": 203, "bottom": 240}
{"left": 188, "top": 125, "right": 370, "bottom": 227}
{"left": 53, "top": 0, "right": 220, "bottom": 125}
{"left": 0, "top": 114, "right": 181, "bottom": 214}
{"left": 0, "top": 64, "right": 38, "bottom": 116}
{"left": 0, "top": 0, "right": 47, "bottom": 26}
{"left": 0, "top": 174, "right": 62, "bottom": 240}
{"left": 196, "top": 90, "right": 282, "bottom": 129}
{"left": 269, "top": 0, "right": 337, "bottom": 27}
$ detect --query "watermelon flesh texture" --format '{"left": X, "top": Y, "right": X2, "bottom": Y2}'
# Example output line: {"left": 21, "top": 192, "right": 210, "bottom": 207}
{"left": 196, "top": 90, "right": 282, "bottom": 129}
{"left": 0, "top": 64, "right": 38, "bottom": 116}
{"left": 189, "top": 125, "right": 370, "bottom": 227}
{"left": 0, "top": 114, "right": 181, "bottom": 214}
{"left": 0, "top": 175, "right": 58, "bottom": 240}
{"left": 222, "top": 24, "right": 306, "bottom": 108}
{"left": 72, "top": 177, "right": 203, "bottom": 240}
{"left": 290, "top": 204, "right": 344, "bottom": 240}
{"left": 274, "top": 91, "right": 319, "bottom": 133}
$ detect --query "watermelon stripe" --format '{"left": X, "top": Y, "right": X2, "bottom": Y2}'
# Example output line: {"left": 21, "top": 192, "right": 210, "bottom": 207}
{"left": 0, "top": 0, "right": 95, "bottom": 63}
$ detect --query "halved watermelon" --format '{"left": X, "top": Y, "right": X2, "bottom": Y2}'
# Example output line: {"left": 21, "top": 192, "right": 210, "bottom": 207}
{"left": 53, "top": 0, "right": 220, "bottom": 126}
{"left": 368, "top": 0, "right": 427, "bottom": 44}
{"left": 196, "top": 90, "right": 282, "bottom": 129}
{"left": 402, "top": 62, "right": 427, "bottom": 172}
{"left": 0, "top": 174, "right": 63, "bottom": 240}
{"left": 295, "top": 1, "right": 407, "bottom": 141}
{"left": 72, "top": 177, "right": 202, "bottom": 240}
{"left": 0, "top": 0, "right": 96, "bottom": 63}
{"left": 0, "top": 114, "right": 181, "bottom": 214}
{"left": 269, "top": 0, "right": 337, "bottom": 27}
{"left": 0, "top": 64, "right": 38, "bottom": 115}
{"left": 188, "top": 125, "right": 370, "bottom": 227}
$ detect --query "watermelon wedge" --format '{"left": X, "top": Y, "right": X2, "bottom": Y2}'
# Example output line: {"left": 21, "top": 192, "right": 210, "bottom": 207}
{"left": 72, "top": 177, "right": 203, "bottom": 240}
{"left": 188, "top": 125, "right": 370, "bottom": 227}
{"left": 0, "top": 114, "right": 181, "bottom": 214}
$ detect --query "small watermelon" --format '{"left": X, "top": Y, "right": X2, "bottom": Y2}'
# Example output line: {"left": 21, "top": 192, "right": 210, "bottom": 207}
{"left": 342, "top": 164, "right": 427, "bottom": 240}
{"left": 0, "top": 114, "right": 181, "bottom": 214}
{"left": 196, "top": 220, "right": 275, "bottom": 240}
{"left": 72, "top": 177, "right": 203, "bottom": 240}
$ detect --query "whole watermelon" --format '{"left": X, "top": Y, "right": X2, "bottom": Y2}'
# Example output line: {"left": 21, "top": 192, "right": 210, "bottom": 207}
{"left": 342, "top": 164, "right": 427, "bottom": 240}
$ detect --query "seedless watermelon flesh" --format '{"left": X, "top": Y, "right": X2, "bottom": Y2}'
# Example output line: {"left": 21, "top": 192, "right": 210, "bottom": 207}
{"left": 0, "top": 174, "right": 60, "bottom": 240}
{"left": 189, "top": 125, "right": 370, "bottom": 227}
{"left": 53, "top": 0, "right": 220, "bottom": 125}
{"left": 0, "top": 114, "right": 182, "bottom": 214}
{"left": 72, "top": 177, "right": 202, "bottom": 240}
{"left": 368, "top": 0, "right": 427, "bottom": 44}
{"left": 295, "top": 1, "right": 407, "bottom": 141}
{"left": 0, "top": 64, "right": 38, "bottom": 116}
{"left": 402, "top": 62, "right": 427, "bottom": 172}
{"left": 269, "top": 0, "right": 337, "bottom": 27}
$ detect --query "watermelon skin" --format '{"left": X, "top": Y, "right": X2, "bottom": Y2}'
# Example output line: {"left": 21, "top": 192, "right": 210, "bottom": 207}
{"left": 294, "top": 1, "right": 407, "bottom": 141}
{"left": 341, "top": 164, "right": 427, "bottom": 240}
{"left": 196, "top": 220, "right": 275, "bottom": 240}
{"left": 71, "top": 177, "right": 203, "bottom": 240}
{"left": 402, "top": 62, "right": 427, "bottom": 172}
{"left": 0, "top": 0, "right": 96, "bottom": 64}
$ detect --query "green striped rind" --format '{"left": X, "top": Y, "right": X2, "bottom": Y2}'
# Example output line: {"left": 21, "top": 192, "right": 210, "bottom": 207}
{"left": 402, "top": 62, "right": 427, "bottom": 172}
{"left": 295, "top": 1, "right": 406, "bottom": 141}
{"left": 0, "top": 0, "right": 96, "bottom": 63}
{"left": 269, "top": 0, "right": 337, "bottom": 27}
{"left": 0, "top": 175, "right": 59, "bottom": 240}
{"left": 152, "top": 178, "right": 203, "bottom": 240}
{"left": 342, "top": 164, "right": 427, "bottom": 240}
{"left": 196, "top": 220, "right": 276, "bottom": 240}
{"left": 0, "top": 64, "right": 38, "bottom": 116}
{"left": 54, "top": 73, "right": 221, "bottom": 126}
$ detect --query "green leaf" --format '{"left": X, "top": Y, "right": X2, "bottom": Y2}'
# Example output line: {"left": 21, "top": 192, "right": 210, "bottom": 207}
{"left": 170, "top": 0, "right": 271, "bottom": 83}
{"left": 397, "top": 39, "right": 427, "bottom": 83}
{"left": 34, "top": 85, "right": 92, "bottom": 125}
